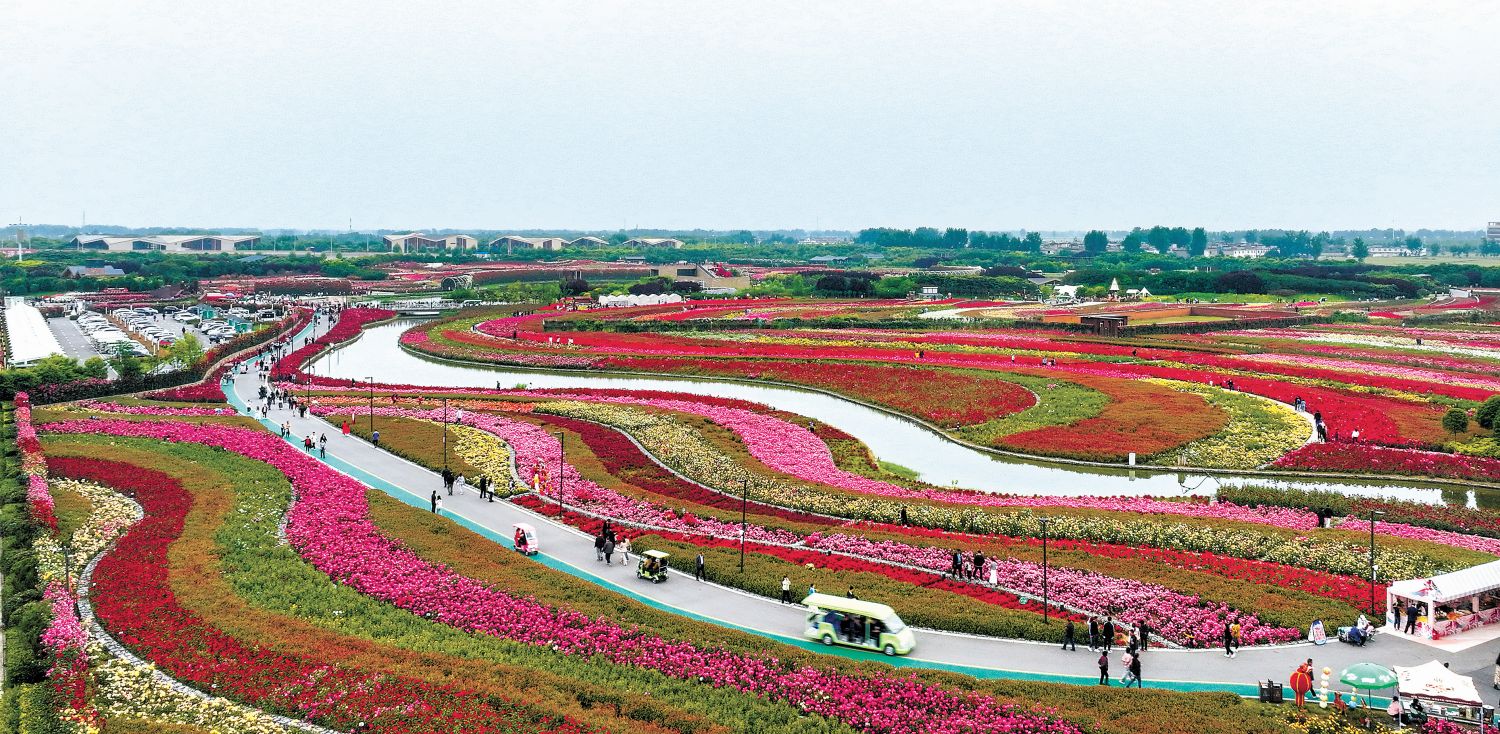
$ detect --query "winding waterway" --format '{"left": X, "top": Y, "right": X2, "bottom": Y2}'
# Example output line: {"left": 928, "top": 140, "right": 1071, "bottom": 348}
{"left": 312, "top": 320, "right": 1468, "bottom": 503}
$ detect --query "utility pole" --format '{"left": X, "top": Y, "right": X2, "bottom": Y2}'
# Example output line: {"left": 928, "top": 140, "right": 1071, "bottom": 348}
{"left": 1041, "top": 517, "right": 1051, "bottom": 623}
{"left": 739, "top": 478, "right": 747, "bottom": 573}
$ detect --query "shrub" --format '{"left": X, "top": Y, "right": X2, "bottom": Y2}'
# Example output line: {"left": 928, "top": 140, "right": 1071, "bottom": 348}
{"left": 1477, "top": 395, "right": 1500, "bottom": 430}
{"left": 1442, "top": 408, "right": 1470, "bottom": 434}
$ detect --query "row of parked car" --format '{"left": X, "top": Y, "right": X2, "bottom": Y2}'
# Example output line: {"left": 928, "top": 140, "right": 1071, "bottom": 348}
{"left": 75, "top": 311, "right": 151, "bottom": 356}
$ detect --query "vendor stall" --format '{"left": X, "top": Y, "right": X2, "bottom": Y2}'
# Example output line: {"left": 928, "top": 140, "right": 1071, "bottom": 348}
{"left": 1387, "top": 560, "right": 1500, "bottom": 640}
{"left": 1394, "top": 661, "right": 1485, "bottom": 724}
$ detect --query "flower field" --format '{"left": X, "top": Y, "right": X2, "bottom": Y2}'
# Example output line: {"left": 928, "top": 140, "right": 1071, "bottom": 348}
{"left": 17, "top": 295, "right": 1500, "bottom": 734}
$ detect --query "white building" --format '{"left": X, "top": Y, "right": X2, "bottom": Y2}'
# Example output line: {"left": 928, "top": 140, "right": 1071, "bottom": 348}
{"left": 488, "top": 236, "right": 569, "bottom": 253}
{"left": 69, "top": 234, "right": 261, "bottom": 253}
{"left": 1220, "top": 244, "right": 1273, "bottom": 258}
{"left": 623, "top": 238, "right": 684, "bottom": 249}
{"left": 1368, "top": 246, "right": 1407, "bottom": 257}
{"left": 382, "top": 233, "right": 477, "bottom": 253}
{"left": 1486, "top": 222, "right": 1500, "bottom": 244}
{"left": 4, "top": 298, "right": 65, "bottom": 367}
{"left": 570, "top": 236, "right": 608, "bottom": 247}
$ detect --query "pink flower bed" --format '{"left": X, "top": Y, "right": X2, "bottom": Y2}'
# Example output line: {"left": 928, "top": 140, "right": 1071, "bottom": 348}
{"left": 41, "top": 418, "right": 1084, "bottom": 734}
{"left": 14, "top": 393, "right": 56, "bottom": 531}
{"left": 1334, "top": 518, "right": 1500, "bottom": 555}
{"left": 312, "top": 405, "right": 804, "bottom": 545}
{"left": 807, "top": 533, "right": 1301, "bottom": 647}
{"left": 74, "top": 400, "right": 236, "bottom": 417}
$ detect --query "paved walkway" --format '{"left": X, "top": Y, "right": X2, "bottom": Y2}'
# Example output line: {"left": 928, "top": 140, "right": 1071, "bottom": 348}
{"left": 222, "top": 321, "right": 1500, "bottom": 701}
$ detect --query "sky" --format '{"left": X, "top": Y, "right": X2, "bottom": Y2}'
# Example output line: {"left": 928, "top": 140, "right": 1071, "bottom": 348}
{"left": 1, "top": 0, "right": 1497, "bottom": 233}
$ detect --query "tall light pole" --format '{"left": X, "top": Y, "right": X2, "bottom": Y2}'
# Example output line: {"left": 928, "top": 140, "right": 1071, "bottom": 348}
{"left": 739, "top": 478, "right": 748, "bottom": 573}
{"left": 365, "top": 377, "right": 375, "bottom": 436}
{"left": 554, "top": 430, "right": 566, "bottom": 518}
{"left": 1370, "top": 509, "right": 1386, "bottom": 616}
{"left": 1040, "top": 517, "right": 1051, "bottom": 624}
{"left": 442, "top": 397, "right": 450, "bottom": 472}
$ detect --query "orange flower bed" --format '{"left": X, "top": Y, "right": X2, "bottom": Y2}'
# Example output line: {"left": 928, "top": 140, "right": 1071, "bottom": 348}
{"left": 996, "top": 373, "right": 1227, "bottom": 462}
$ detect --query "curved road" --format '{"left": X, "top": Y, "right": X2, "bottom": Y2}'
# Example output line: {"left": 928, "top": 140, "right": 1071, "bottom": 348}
{"left": 223, "top": 319, "right": 1495, "bottom": 702}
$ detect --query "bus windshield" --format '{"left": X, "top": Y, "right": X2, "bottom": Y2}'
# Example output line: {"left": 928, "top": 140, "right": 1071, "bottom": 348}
{"left": 882, "top": 616, "right": 906, "bottom": 634}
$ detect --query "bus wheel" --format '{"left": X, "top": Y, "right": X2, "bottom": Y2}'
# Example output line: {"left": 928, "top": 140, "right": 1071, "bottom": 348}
{"left": 822, "top": 634, "right": 833, "bottom": 646}
{"left": 883, "top": 644, "right": 896, "bottom": 656}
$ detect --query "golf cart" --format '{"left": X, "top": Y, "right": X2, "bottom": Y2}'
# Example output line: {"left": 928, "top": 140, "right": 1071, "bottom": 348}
{"left": 512, "top": 523, "right": 538, "bottom": 556}
{"left": 636, "top": 549, "right": 670, "bottom": 583}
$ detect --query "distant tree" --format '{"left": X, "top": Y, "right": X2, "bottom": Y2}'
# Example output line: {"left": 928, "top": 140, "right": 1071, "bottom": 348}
{"left": 913, "top": 227, "right": 942, "bottom": 244}
{"left": 1121, "top": 231, "right": 1144, "bottom": 253}
{"left": 1442, "top": 408, "right": 1470, "bottom": 434}
{"left": 1189, "top": 228, "right": 1208, "bottom": 257}
{"left": 167, "top": 333, "right": 206, "bottom": 368}
{"left": 628, "top": 278, "right": 669, "bottom": 295}
{"left": 1023, "top": 232, "right": 1043, "bottom": 252}
{"left": 1427, "top": 242, "right": 1443, "bottom": 257}
{"left": 942, "top": 228, "right": 969, "bottom": 249}
{"left": 1215, "top": 270, "right": 1265, "bottom": 294}
{"left": 1404, "top": 236, "right": 1424, "bottom": 255}
{"left": 1169, "top": 227, "right": 1192, "bottom": 251}
{"left": 1143, "top": 226, "right": 1170, "bottom": 253}
{"left": 1476, "top": 396, "right": 1500, "bottom": 430}
{"left": 1244, "top": 230, "right": 1259, "bottom": 244}
{"left": 1219, "top": 232, "right": 1235, "bottom": 244}
{"left": 561, "top": 277, "right": 591, "bottom": 295}
{"left": 1351, "top": 238, "right": 1369, "bottom": 261}
{"left": 1083, "top": 230, "right": 1109, "bottom": 254}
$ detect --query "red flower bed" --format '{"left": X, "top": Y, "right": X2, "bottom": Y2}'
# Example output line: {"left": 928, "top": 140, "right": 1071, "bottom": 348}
{"left": 51, "top": 455, "right": 591, "bottom": 734}
{"left": 598, "top": 357, "right": 1036, "bottom": 427}
{"left": 529, "top": 413, "right": 839, "bottom": 527}
{"left": 1273, "top": 443, "right": 1500, "bottom": 482}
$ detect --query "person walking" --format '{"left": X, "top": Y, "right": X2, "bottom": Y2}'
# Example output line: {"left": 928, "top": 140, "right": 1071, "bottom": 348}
{"left": 319, "top": 433, "right": 327, "bottom": 450}
{"left": 619, "top": 535, "right": 631, "bottom": 565}
{"left": 1128, "top": 650, "right": 1143, "bottom": 688}
{"left": 1088, "top": 616, "right": 1100, "bottom": 651}
{"left": 694, "top": 553, "right": 706, "bottom": 581}
{"left": 441, "top": 468, "right": 455, "bottom": 495}
{"left": 1062, "top": 619, "right": 1076, "bottom": 651}
{"left": 1137, "top": 620, "right": 1150, "bottom": 653}
{"left": 950, "top": 549, "right": 961, "bottom": 576}
{"left": 478, "top": 475, "right": 491, "bottom": 501}
{"left": 1097, "top": 650, "right": 1110, "bottom": 686}
{"left": 1404, "top": 602, "right": 1420, "bottom": 635}
{"left": 594, "top": 533, "right": 606, "bottom": 561}
{"left": 371, "top": 429, "right": 380, "bottom": 446}
{"left": 1291, "top": 659, "right": 1314, "bottom": 709}
{"left": 781, "top": 576, "right": 792, "bottom": 604}
{"left": 1101, "top": 619, "right": 1115, "bottom": 652}
{"left": 603, "top": 536, "right": 615, "bottom": 565}
{"left": 973, "top": 550, "right": 984, "bottom": 580}
{"left": 1230, "top": 620, "right": 1242, "bottom": 653}
{"left": 342, "top": 420, "right": 350, "bottom": 436}
{"left": 430, "top": 490, "right": 438, "bottom": 513}
{"left": 1223, "top": 622, "right": 1235, "bottom": 658}
{"left": 455, "top": 475, "right": 468, "bottom": 496}
{"left": 434, "top": 494, "right": 443, "bottom": 517}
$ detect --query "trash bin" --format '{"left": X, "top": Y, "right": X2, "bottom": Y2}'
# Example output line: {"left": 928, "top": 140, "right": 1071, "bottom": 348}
{"left": 1259, "top": 680, "right": 1284, "bottom": 704}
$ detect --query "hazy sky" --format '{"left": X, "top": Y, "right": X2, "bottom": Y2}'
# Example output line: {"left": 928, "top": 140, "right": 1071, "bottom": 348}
{"left": 2, "top": 1, "right": 1496, "bottom": 232}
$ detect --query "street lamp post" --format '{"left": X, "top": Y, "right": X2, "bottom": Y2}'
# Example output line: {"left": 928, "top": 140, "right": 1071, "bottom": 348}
{"left": 555, "top": 431, "right": 566, "bottom": 518}
{"left": 1040, "top": 517, "right": 1051, "bottom": 623}
{"left": 739, "top": 479, "right": 747, "bottom": 573}
{"left": 365, "top": 377, "right": 374, "bottom": 436}
{"left": 442, "top": 397, "right": 450, "bottom": 472}
{"left": 1370, "top": 509, "right": 1386, "bottom": 615}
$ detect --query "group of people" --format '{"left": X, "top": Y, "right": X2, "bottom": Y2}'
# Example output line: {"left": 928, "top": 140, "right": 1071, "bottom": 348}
{"left": 1073, "top": 617, "right": 1148, "bottom": 688}
{"left": 593, "top": 520, "right": 630, "bottom": 565}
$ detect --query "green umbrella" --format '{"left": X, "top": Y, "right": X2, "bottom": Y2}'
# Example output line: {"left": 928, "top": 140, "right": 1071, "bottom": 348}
{"left": 1340, "top": 663, "right": 1398, "bottom": 690}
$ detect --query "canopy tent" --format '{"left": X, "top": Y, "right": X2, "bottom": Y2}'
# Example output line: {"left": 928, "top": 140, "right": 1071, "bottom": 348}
{"left": 596, "top": 294, "right": 684, "bottom": 308}
{"left": 1388, "top": 560, "right": 1500, "bottom": 605}
{"left": 1395, "top": 661, "right": 1483, "bottom": 708}
{"left": 1387, "top": 560, "right": 1500, "bottom": 639}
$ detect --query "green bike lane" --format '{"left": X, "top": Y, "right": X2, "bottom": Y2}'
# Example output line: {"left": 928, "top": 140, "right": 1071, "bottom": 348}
{"left": 224, "top": 323, "right": 1477, "bottom": 703}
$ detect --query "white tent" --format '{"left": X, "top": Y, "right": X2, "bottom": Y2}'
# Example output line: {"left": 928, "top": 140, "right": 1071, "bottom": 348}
{"left": 1387, "top": 559, "right": 1500, "bottom": 639}
{"left": 1394, "top": 660, "right": 1485, "bottom": 723}
{"left": 596, "top": 294, "right": 684, "bottom": 308}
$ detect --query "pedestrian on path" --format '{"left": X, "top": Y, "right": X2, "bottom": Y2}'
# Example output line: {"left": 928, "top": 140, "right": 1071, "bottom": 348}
{"left": 1097, "top": 651, "right": 1110, "bottom": 686}
{"left": 435, "top": 494, "right": 443, "bottom": 516}
{"left": 1101, "top": 619, "right": 1115, "bottom": 652}
{"left": 303, "top": 435, "right": 315, "bottom": 452}
{"left": 603, "top": 537, "right": 615, "bottom": 565}
{"left": 1137, "top": 620, "right": 1150, "bottom": 653}
{"left": 430, "top": 491, "right": 438, "bottom": 513}
{"left": 594, "top": 533, "right": 606, "bottom": 561}
{"left": 478, "top": 475, "right": 490, "bottom": 500}
{"left": 1230, "top": 620, "right": 1242, "bottom": 653}
{"left": 372, "top": 429, "right": 380, "bottom": 446}
{"left": 455, "top": 475, "right": 468, "bottom": 496}
{"left": 781, "top": 576, "right": 792, "bottom": 604}
{"left": 1223, "top": 622, "right": 1235, "bottom": 658}
{"left": 342, "top": 420, "right": 350, "bottom": 436}
{"left": 619, "top": 535, "right": 631, "bottom": 565}
{"left": 1128, "top": 650, "right": 1142, "bottom": 688}
{"left": 319, "top": 433, "right": 327, "bottom": 450}
{"left": 1404, "top": 602, "right": 1420, "bottom": 635}
{"left": 1062, "top": 619, "right": 1076, "bottom": 651}
{"left": 695, "top": 553, "right": 706, "bottom": 581}
{"left": 319, "top": 443, "right": 326, "bottom": 459}
{"left": 442, "top": 468, "right": 455, "bottom": 494}
{"left": 1088, "top": 617, "right": 1099, "bottom": 651}
{"left": 1492, "top": 651, "right": 1500, "bottom": 690}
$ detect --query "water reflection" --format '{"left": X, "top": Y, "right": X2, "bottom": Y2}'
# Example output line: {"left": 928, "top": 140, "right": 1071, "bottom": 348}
{"left": 314, "top": 320, "right": 1463, "bottom": 503}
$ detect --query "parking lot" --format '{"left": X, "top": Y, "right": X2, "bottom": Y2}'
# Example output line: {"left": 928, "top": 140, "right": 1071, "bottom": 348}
{"left": 46, "top": 307, "right": 237, "bottom": 362}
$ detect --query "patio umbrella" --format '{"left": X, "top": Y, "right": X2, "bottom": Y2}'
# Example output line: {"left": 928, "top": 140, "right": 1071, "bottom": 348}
{"left": 1340, "top": 663, "right": 1397, "bottom": 707}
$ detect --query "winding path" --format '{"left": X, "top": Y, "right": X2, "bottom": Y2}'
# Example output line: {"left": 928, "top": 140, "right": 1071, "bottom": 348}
{"left": 222, "top": 319, "right": 1496, "bottom": 703}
